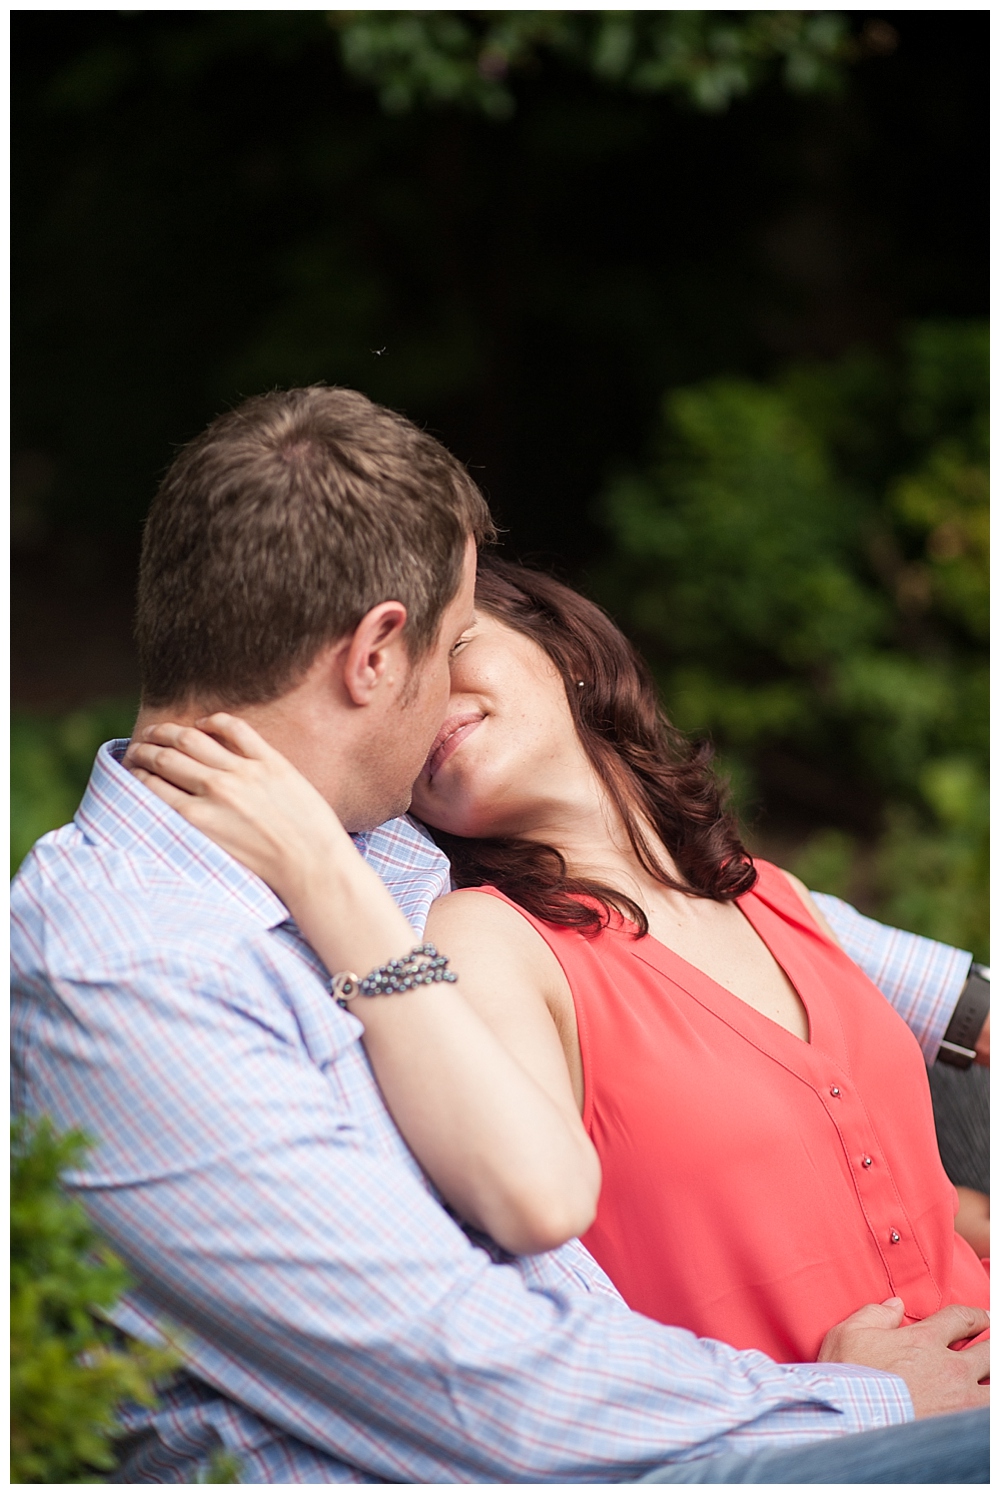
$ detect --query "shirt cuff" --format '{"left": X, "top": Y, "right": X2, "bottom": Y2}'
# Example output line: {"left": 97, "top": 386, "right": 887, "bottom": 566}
{"left": 804, "top": 1362, "right": 914, "bottom": 1435}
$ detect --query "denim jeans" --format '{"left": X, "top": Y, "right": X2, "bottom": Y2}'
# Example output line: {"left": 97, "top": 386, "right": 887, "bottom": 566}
{"left": 640, "top": 1408, "right": 989, "bottom": 1483}
{"left": 110, "top": 1405, "right": 988, "bottom": 1483}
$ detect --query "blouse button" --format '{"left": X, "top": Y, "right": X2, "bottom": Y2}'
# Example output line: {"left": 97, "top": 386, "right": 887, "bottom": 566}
{"left": 862, "top": 1156, "right": 873, "bottom": 1168}
{"left": 830, "top": 1086, "right": 841, "bottom": 1097}
{"left": 890, "top": 1230, "right": 900, "bottom": 1243}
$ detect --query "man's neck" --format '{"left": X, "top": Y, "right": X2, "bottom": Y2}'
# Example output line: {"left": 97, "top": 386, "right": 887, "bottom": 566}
{"left": 132, "top": 701, "right": 213, "bottom": 738}
{"left": 130, "top": 691, "right": 371, "bottom": 830}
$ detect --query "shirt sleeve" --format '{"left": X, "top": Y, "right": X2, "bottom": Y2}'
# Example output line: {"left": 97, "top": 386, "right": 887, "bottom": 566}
{"left": 358, "top": 815, "right": 452, "bottom": 932}
{"left": 811, "top": 893, "right": 972, "bottom": 1065}
{"left": 13, "top": 882, "right": 912, "bottom": 1482}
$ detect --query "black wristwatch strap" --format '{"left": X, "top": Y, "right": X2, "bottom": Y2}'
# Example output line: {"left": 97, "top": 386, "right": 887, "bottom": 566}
{"left": 937, "top": 963, "right": 990, "bottom": 1068}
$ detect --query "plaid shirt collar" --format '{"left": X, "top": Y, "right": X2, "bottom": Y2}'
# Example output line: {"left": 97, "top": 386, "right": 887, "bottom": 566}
{"left": 75, "top": 740, "right": 451, "bottom": 937}
{"left": 76, "top": 740, "right": 291, "bottom": 930}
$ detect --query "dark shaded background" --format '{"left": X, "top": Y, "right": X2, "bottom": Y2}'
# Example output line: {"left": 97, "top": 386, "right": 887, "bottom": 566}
{"left": 13, "top": 10, "right": 986, "bottom": 706}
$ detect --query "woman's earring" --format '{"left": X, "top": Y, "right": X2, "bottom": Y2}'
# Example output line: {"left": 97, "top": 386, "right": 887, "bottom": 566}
{"left": 577, "top": 681, "right": 585, "bottom": 688}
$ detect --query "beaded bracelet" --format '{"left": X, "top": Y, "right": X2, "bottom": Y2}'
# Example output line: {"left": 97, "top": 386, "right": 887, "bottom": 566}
{"left": 330, "top": 943, "right": 458, "bottom": 1007}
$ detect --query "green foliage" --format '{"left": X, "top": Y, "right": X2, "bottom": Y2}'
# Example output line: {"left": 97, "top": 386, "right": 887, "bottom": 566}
{"left": 331, "top": 10, "right": 850, "bottom": 118}
{"left": 875, "top": 758, "right": 988, "bottom": 958}
{"left": 10, "top": 1117, "right": 179, "bottom": 1483}
{"left": 31, "top": 10, "right": 853, "bottom": 126}
{"left": 11, "top": 701, "right": 136, "bottom": 876}
{"left": 195, "top": 1448, "right": 243, "bottom": 1484}
{"left": 596, "top": 322, "right": 988, "bottom": 958}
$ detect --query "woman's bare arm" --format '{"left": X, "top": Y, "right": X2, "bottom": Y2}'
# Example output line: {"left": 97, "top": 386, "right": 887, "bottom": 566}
{"left": 126, "top": 715, "right": 600, "bottom": 1256}
{"left": 342, "top": 885, "right": 600, "bottom": 1255}
{"left": 426, "top": 889, "right": 588, "bottom": 1125}
{"left": 953, "top": 1188, "right": 990, "bottom": 1259}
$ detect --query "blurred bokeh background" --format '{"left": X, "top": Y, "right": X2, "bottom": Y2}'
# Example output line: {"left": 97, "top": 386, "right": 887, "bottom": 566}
{"left": 12, "top": 10, "right": 987, "bottom": 958}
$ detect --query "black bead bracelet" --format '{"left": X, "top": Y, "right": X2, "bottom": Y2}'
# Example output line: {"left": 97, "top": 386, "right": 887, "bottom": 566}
{"left": 331, "top": 943, "right": 458, "bottom": 1007}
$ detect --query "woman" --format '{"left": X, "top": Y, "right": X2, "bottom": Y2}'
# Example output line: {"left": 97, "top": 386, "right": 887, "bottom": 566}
{"left": 128, "top": 558, "right": 989, "bottom": 1365}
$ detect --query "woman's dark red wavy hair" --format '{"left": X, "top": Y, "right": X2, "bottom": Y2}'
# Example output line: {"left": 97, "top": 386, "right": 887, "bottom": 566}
{"left": 427, "top": 557, "right": 757, "bottom": 936}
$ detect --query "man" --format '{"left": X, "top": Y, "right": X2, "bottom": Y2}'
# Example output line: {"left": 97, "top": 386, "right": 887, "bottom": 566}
{"left": 11, "top": 387, "right": 988, "bottom": 1483}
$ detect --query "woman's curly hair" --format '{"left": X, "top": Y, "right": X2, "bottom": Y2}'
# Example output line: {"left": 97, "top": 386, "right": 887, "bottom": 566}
{"left": 426, "top": 556, "right": 756, "bottom": 936}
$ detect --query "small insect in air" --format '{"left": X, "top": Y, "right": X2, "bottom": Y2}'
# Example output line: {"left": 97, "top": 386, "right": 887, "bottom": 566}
{"left": 371, "top": 346, "right": 387, "bottom": 357}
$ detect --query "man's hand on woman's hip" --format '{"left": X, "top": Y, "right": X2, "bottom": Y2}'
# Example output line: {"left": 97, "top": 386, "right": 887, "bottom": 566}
{"left": 819, "top": 1298, "right": 988, "bottom": 1419}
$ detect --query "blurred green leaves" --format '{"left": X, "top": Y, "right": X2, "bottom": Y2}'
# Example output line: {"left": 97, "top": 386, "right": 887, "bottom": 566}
{"left": 11, "top": 702, "right": 135, "bottom": 876}
{"left": 603, "top": 379, "right": 879, "bottom": 674}
{"left": 876, "top": 757, "right": 988, "bottom": 956}
{"left": 595, "top": 321, "right": 988, "bottom": 957}
{"left": 892, "top": 449, "right": 988, "bottom": 640}
{"left": 37, "top": 10, "right": 853, "bottom": 125}
{"left": 10, "top": 1117, "right": 180, "bottom": 1483}
{"left": 330, "top": 11, "right": 851, "bottom": 119}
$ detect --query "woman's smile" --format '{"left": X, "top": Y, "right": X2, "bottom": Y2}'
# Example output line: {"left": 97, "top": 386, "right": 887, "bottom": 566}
{"left": 423, "top": 711, "right": 485, "bottom": 781}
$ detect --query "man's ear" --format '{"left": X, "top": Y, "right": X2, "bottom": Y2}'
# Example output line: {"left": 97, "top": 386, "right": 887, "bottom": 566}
{"left": 341, "top": 601, "right": 409, "bottom": 706}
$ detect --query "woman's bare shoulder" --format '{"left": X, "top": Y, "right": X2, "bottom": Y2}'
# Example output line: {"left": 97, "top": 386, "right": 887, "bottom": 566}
{"left": 429, "top": 886, "right": 530, "bottom": 925}
{"left": 428, "top": 888, "right": 546, "bottom": 950}
{"left": 426, "top": 889, "right": 569, "bottom": 996}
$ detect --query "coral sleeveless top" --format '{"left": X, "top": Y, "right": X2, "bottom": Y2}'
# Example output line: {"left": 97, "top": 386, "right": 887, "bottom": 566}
{"left": 477, "top": 861, "right": 988, "bottom": 1363}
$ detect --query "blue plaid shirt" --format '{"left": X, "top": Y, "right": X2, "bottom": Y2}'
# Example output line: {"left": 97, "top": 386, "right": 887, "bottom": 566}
{"left": 811, "top": 893, "right": 970, "bottom": 1065}
{"left": 13, "top": 741, "right": 969, "bottom": 1482}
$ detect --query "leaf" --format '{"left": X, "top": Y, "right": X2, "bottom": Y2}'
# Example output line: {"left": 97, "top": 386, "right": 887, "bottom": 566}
{"left": 11, "top": 1117, "right": 181, "bottom": 1484}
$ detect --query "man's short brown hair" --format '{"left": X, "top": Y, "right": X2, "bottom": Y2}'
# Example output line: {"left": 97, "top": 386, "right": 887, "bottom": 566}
{"left": 136, "top": 386, "right": 495, "bottom": 707}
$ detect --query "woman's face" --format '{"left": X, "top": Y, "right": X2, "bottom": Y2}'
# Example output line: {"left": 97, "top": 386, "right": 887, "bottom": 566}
{"left": 410, "top": 610, "right": 594, "bottom": 839}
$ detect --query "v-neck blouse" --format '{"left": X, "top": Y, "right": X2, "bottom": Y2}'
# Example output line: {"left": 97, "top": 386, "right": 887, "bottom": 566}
{"left": 477, "top": 860, "right": 989, "bottom": 1363}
